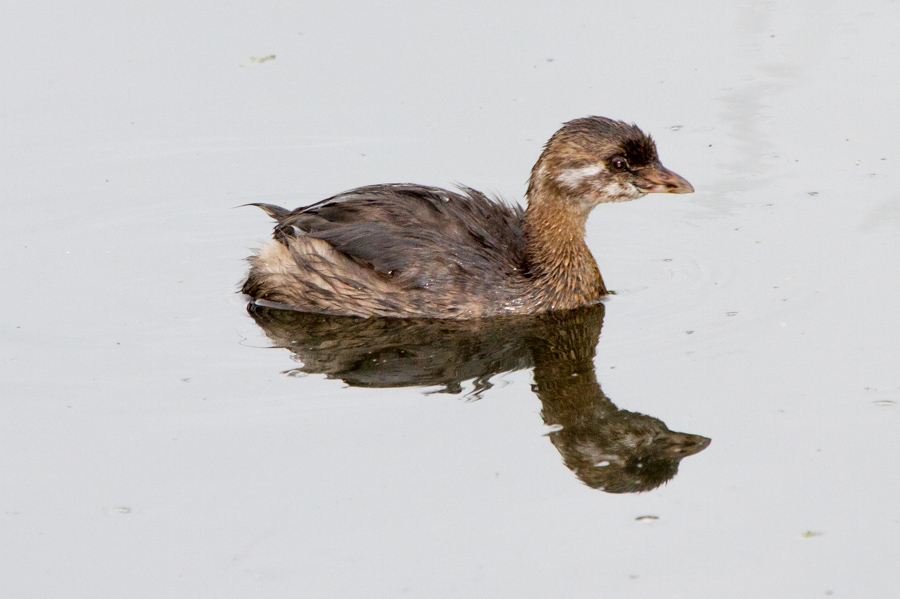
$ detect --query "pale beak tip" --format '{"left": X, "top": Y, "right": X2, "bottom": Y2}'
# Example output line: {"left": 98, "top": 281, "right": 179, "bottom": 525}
{"left": 675, "top": 178, "right": 694, "bottom": 194}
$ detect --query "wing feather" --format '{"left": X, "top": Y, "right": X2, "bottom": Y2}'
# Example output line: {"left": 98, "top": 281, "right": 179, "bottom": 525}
{"left": 267, "top": 184, "right": 526, "bottom": 293}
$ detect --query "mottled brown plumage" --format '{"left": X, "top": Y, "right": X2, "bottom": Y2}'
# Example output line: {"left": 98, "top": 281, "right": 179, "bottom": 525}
{"left": 243, "top": 116, "right": 693, "bottom": 318}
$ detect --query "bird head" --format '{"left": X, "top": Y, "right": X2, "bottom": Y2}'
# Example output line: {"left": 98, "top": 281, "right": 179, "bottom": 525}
{"left": 529, "top": 116, "right": 693, "bottom": 209}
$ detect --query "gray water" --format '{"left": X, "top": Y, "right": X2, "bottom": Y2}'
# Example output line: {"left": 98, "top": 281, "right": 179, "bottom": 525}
{"left": 2, "top": 1, "right": 899, "bottom": 597}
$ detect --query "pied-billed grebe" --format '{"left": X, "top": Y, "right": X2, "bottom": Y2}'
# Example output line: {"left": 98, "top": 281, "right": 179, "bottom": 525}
{"left": 243, "top": 116, "right": 693, "bottom": 319}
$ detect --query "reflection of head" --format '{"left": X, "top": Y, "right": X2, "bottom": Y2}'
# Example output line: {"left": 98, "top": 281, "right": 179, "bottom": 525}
{"left": 248, "top": 302, "right": 709, "bottom": 493}
{"left": 546, "top": 412, "right": 711, "bottom": 493}
{"left": 528, "top": 309, "right": 710, "bottom": 493}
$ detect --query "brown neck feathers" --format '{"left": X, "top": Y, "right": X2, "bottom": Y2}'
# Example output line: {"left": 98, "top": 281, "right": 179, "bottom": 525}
{"left": 523, "top": 189, "right": 606, "bottom": 309}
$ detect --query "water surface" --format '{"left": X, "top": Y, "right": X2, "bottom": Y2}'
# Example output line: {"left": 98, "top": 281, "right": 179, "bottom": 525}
{"left": 2, "top": 1, "right": 899, "bottom": 597}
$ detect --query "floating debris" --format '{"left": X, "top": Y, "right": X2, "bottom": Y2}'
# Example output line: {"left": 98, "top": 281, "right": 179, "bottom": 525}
{"left": 250, "top": 55, "right": 276, "bottom": 63}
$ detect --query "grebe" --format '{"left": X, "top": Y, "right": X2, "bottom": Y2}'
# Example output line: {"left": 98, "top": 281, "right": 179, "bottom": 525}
{"left": 243, "top": 116, "right": 692, "bottom": 319}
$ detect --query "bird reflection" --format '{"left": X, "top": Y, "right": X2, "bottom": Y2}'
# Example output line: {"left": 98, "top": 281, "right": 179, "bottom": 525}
{"left": 247, "top": 302, "right": 710, "bottom": 493}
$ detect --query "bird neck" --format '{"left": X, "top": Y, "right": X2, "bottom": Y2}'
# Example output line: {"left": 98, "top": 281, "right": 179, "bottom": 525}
{"left": 523, "top": 188, "right": 607, "bottom": 307}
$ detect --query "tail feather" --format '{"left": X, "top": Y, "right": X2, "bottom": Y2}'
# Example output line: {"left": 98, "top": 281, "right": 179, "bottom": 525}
{"left": 242, "top": 203, "right": 291, "bottom": 220}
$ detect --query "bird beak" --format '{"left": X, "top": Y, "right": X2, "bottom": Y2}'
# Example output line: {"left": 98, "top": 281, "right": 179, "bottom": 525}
{"left": 633, "top": 163, "right": 694, "bottom": 194}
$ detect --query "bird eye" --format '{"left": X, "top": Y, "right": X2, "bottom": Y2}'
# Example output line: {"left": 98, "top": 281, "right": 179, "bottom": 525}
{"left": 611, "top": 156, "right": 628, "bottom": 171}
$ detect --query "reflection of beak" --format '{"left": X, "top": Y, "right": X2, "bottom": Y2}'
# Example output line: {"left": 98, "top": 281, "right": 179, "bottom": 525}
{"left": 634, "top": 162, "right": 694, "bottom": 194}
{"left": 659, "top": 432, "right": 711, "bottom": 458}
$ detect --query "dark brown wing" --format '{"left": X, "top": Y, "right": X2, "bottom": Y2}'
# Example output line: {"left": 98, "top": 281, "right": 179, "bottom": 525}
{"left": 255, "top": 184, "right": 527, "bottom": 294}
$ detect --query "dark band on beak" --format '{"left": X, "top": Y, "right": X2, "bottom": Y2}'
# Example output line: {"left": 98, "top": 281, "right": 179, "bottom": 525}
{"left": 634, "top": 163, "right": 694, "bottom": 194}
